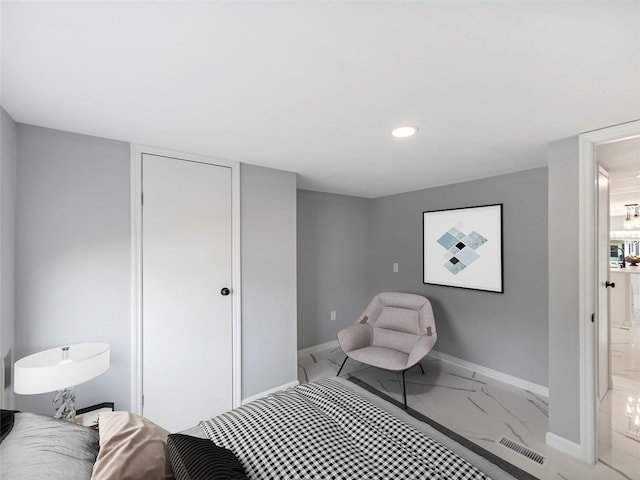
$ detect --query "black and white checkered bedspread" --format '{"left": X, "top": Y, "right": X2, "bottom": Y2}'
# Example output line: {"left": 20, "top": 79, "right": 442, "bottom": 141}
{"left": 200, "top": 378, "right": 490, "bottom": 479}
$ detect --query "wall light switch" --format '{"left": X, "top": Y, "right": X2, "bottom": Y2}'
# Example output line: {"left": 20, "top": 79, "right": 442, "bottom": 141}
{"left": 393, "top": 262, "right": 399, "bottom": 273}
{"left": 330, "top": 310, "right": 337, "bottom": 321}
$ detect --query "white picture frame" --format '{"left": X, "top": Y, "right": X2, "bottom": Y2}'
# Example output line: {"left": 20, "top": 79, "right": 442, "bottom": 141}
{"left": 423, "top": 204, "right": 503, "bottom": 293}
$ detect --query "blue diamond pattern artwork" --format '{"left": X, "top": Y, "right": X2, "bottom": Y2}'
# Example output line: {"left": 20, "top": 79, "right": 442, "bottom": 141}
{"left": 424, "top": 204, "right": 503, "bottom": 293}
{"left": 437, "top": 226, "right": 487, "bottom": 274}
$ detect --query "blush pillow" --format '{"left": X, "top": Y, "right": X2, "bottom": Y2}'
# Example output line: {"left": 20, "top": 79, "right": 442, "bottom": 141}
{"left": 91, "top": 411, "right": 174, "bottom": 479}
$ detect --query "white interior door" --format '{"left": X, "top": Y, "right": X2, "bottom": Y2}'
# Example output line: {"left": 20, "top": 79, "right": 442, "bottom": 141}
{"left": 597, "top": 166, "right": 610, "bottom": 402}
{"left": 142, "top": 153, "right": 233, "bottom": 432}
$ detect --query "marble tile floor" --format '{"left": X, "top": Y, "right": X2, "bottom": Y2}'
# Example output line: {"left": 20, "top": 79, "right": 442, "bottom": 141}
{"left": 599, "top": 384, "right": 640, "bottom": 479}
{"left": 298, "top": 346, "right": 640, "bottom": 480}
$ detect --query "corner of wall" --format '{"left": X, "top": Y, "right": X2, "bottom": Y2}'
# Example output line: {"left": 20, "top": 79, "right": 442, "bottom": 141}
{"left": 242, "top": 164, "right": 298, "bottom": 398}
{"left": 546, "top": 432, "right": 586, "bottom": 463}
{"left": 0, "top": 107, "right": 17, "bottom": 409}
{"left": 547, "top": 136, "right": 581, "bottom": 445}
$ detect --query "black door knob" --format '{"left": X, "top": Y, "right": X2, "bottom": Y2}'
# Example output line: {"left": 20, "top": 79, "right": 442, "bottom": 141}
{"left": 605, "top": 281, "right": 615, "bottom": 288}
{"left": 220, "top": 287, "right": 231, "bottom": 296}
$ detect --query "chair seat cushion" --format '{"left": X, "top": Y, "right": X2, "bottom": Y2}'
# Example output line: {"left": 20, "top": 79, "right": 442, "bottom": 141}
{"left": 347, "top": 346, "right": 409, "bottom": 371}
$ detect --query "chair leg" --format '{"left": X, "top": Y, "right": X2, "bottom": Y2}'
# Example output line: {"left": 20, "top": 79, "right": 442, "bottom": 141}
{"left": 337, "top": 356, "right": 348, "bottom": 376}
{"left": 402, "top": 370, "right": 407, "bottom": 409}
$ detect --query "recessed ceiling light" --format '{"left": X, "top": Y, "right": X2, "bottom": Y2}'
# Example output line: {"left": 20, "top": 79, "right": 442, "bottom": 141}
{"left": 391, "top": 126, "right": 418, "bottom": 138}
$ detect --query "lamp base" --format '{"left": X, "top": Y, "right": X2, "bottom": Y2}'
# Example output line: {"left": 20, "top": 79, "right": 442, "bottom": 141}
{"left": 53, "top": 387, "right": 76, "bottom": 421}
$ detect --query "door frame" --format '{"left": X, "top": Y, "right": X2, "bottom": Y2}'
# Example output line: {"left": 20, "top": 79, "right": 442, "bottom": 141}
{"left": 578, "top": 120, "right": 640, "bottom": 463}
{"left": 596, "top": 165, "right": 610, "bottom": 403}
{"left": 129, "top": 144, "right": 242, "bottom": 415}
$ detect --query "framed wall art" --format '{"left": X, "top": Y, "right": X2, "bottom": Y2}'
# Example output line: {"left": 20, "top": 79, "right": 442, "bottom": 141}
{"left": 423, "top": 204, "right": 503, "bottom": 293}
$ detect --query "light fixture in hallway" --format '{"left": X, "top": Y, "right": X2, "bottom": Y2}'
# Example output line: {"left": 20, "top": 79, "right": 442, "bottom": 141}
{"left": 624, "top": 204, "right": 640, "bottom": 230}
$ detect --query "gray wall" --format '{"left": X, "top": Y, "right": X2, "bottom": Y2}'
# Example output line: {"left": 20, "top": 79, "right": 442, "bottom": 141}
{"left": 369, "top": 168, "right": 549, "bottom": 387}
{"left": 14, "top": 125, "right": 299, "bottom": 414}
{"left": 1, "top": 108, "right": 17, "bottom": 409}
{"left": 296, "top": 168, "right": 549, "bottom": 388}
{"left": 241, "top": 164, "right": 298, "bottom": 397}
{"left": 547, "top": 137, "right": 580, "bottom": 443}
{"left": 15, "top": 125, "right": 132, "bottom": 414}
{"left": 297, "top": 190, "right": 372, "bottom": 350}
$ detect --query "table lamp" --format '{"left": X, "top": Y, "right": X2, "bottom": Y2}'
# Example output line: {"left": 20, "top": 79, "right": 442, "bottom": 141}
{"left": 14, "top": 343, "right": 110, "bottom": 420}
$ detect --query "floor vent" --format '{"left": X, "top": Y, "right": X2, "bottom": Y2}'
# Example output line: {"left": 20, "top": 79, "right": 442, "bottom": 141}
{"left": 496, "top": 436, "right": 546, "bottom": 466}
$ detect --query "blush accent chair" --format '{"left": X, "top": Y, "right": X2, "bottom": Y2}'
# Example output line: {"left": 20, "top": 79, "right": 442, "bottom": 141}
{"left": 336, "top": 292, "right": 437, "bottom": 409}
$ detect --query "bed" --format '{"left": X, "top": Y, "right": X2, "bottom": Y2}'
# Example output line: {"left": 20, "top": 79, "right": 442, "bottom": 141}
{"left": 1, "top": 378, "right": 518, "bottom": 479}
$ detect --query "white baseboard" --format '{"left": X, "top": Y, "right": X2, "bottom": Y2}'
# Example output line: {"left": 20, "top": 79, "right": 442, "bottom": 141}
{"left": 241, "top": 380, "right": 299, "bottom": 405}
{"left": 612, "top": 375, "right": 640, "bottom": 391}
{"left": 427, "top": 350, "right": 550, "bottom": 398}
{"left": 297, "top": 341, "right": 549, "bottom": 398}
{"left": 546, "top": 432, "right": 584, "bottom": 460}
{"left": 297, "top": 339, "right": 339, "bottom": 358}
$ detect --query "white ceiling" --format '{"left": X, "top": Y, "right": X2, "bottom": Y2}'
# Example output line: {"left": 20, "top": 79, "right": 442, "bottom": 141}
{"left": 2, "top": 1, "right": 639, "bottom": 198}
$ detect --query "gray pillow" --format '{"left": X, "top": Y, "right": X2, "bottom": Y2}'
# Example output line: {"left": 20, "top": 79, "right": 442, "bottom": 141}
{"left": 0, "top": 412, "right": 99, "bottom": 479}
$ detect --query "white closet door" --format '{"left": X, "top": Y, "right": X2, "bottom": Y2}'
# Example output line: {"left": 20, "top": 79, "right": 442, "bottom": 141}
{"left": 142, "top": 153, "right": 232, "bottom": 432}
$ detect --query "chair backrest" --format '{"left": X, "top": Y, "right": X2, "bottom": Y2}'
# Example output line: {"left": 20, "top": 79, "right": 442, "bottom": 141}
{"left": 359, "top": 292, "right": 436, "bottom": 354}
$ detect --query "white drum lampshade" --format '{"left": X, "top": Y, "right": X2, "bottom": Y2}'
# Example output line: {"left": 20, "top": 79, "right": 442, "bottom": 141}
{"left": 14, "top": 343, "right": 110, "bottom": 419}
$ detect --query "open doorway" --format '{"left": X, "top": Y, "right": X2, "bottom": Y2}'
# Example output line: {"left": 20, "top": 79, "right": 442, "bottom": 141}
{"left": 595, "top": 136, "right": 640, "bottom": 470}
